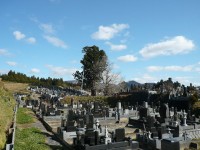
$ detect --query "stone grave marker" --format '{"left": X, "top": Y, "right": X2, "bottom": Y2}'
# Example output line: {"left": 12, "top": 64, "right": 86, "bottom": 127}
{"left": 115, "top": 128, "right": 125, "bottom": 142}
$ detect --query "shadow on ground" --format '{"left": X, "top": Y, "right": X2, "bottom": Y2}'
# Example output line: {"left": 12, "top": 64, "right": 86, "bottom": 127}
{"left": 35, "top": 131, "right": 66, "bottom": 150}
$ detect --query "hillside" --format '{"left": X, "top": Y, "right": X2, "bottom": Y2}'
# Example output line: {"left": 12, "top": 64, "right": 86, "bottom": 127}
{"left": 3, "top": 81, "right": 29, "bottom": 94}
{"left": 0, "top": 81, "right": 16, "bottom": 149}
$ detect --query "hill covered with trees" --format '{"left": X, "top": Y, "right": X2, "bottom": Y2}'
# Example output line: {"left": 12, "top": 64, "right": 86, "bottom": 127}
{"left": 0, "top": 70, "right": 75, "bottom": 88}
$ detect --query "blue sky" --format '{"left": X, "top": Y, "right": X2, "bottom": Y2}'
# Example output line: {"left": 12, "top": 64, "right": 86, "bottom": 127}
{"left": 0, "top": 0, "right": 200, "bottom": 86}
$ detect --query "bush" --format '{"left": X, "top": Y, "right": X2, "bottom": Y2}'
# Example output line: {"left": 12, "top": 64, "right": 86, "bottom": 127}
{"left": 192, "top": 101, "right": 200, "bottom": 117}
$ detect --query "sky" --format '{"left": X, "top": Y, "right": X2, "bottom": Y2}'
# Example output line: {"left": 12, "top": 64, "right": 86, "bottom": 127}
{"left": 0, "top": 0, "right": 200, "bottom": 86}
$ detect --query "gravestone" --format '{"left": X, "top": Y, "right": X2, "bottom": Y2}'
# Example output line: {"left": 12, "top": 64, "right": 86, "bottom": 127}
{"left": 47, "top": 107, "right": 55, "bottom": 116}
{"left": 86, "top": 114, "right": 94, "bottom": 129}
{"left": 190, "top": 142, "right": 198, "bottom": 150}
{"left": 67, "top": 110, "right": 74, "bottom": 121}
{"left": 139, "top": 107, "right": 149, "bottom": 119}
{"left": 71, "top": 98, "right": 74, "bottom": 106}
{"left": 106, "top": 108, "right": 109, "bottom": 117}
{"left": 158, "top": 126, "right": 167, "bottom": 139}
{"left": 147, "top": 116, "right": 156, "bottom": 128}
{"left": 78, "top": 119, "right": 85, "bottom": 128}
{"left": 94, "top": 102, "right": 99, "bottom": 112}
{"left": 115, "top": 128, "right": 125, "bottom": 142}
{"left": 85, "top": 130, "right": 96, "bottom": 146}
{"left": 159, "top": 103, "right": 169, "bottom": 119}
{"left": 66, "top": 126, "right": 76, "bottom": 132}
{"left": 55, "top": 110, "right": 61, "bottom": 116}
{"left": 174, "top": 107, "right": 178, "bottom": 121}
{"left": 40, "top": 103, "right": 46, "bottom": 115}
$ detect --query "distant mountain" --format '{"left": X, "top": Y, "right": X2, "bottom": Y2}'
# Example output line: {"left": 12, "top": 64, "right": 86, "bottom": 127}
{"left": 126, "top": 80, "right": 155, "bottom": 88}
{"left": 65, "top": 80, "right": 78, "bottom": 84}
{"left": 126, "top": 80, "right": 141, "bottom": 87}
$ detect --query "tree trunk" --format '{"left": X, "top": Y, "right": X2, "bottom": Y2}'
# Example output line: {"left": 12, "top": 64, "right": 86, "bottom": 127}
{"left": 91, "top": 80, "right": 97, "bottom": 96}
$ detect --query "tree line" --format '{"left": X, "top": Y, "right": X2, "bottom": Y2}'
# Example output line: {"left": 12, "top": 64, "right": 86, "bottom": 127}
{"left": 0, "top": 70, "right": 72, "bottom": 88}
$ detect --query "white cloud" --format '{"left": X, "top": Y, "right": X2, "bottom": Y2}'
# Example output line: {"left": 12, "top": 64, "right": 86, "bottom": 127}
{"left": 31, "top": 18, "right": 55, "bottom": 34}
{"left": 26, "top": 37, "right": 36, "bottom": 44}
{"left": 112, "top": 64, "right": 120, "bottom": 69}
{"left": 132, "top": 74, "right": 199, "bottom": 86}
{"left": 117, "top": 55, "right": 138, "bottom": 62}
{"left": 30, "top": 68, "right": 40, "bottom": 73}
{"left": 132, "top": 74, "right": 157, "bottom": 84}
{"left": 0, "top": 49, "right": 9, "bottom": 56}
{"left": 0, "top": 70, "right": 8, "bottom": 75}
{"left": 147, "top": 66, "right": 163, "bottom": 72}
{"left": 13, "top": 31, "right": 26, "bottom": 40}
{"left": 195, "top": 68, "right": 200, "bottom": 72}
{"left": 139, "top": 36, "right": 195, "bottom": 58}
{"left": 106, "top": 42, "right": 127, "bottom": 51}
{"left": 70, "top": 60, "right": 78, "bottom": 64}
{"left": 6, "top": 61, "right": 17, "bottom": 66}
{"left": 40, "top": 23, "right": 55, "bottom": 34}
{"left": 46, "top": 65, "right": 77, "bottom": 76}
{"left": 174, "top": 76, "right": 191, "bottom": 85}
{"left": 30, "top": 17, "right": 38, "bottom": 23}
{"left": 43, "top": 35, "right": 67, "bottom": 49}
{"left": 147, "top": 65, "right": 193, "bottom": 72}
{"left": 165, "top": 66, "right": 193, "bottom": 72}
{"left": 13, "top": 30, "right": 36, "bottom": 44}
{"left": 91, "top": 23, "right": 129, "bottom": 40}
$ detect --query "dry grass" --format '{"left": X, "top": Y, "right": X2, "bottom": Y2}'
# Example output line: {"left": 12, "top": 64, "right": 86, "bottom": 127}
{"left": 3, "top": 81, "right": 29, "bottom": 94}
{"left": 0, "top": 81, "right": 16, "bottom": 149}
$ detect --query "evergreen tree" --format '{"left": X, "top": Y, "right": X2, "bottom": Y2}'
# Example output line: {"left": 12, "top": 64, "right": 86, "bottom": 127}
{"left": 73, "top": 45, "right": 107, "bottom": 96}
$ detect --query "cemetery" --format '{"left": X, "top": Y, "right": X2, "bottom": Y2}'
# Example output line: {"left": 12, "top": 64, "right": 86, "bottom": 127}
{"left": 1, "top": 80, "right": 200, "bottom": 150}
{"left": 1, "top": 1, "right": 200, "bottom": 149}
{"left": 22, "top": 85, "right": 199, "bottom": 150}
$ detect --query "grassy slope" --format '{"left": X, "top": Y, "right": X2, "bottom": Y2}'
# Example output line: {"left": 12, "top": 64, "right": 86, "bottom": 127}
{"left": 0, "top": 81, "right": 29, "bottom": 149}
{"left": 0, "top": 82, "right": 16, "bottom": 149}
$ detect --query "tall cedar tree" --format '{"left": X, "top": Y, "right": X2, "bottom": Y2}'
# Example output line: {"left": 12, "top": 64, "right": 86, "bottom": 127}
{"left": 73, "top": 45, "right": 107, "bottom": 96}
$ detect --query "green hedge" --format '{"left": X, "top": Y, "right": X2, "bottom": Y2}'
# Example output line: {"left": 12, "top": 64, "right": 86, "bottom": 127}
{"left": 61, "top": 94, "right": 134, "bottom": 108}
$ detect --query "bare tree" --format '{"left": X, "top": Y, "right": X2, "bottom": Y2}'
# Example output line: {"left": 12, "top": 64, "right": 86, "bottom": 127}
{"left": 97, "top": 62, "right": 124, "bottom": 96}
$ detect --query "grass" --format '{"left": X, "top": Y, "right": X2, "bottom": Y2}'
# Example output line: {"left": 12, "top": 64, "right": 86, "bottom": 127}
{"left": 15, "top": 107, "right": 51, "bottom": 150}
{"left": 16, "top": 108, "right": 35, "bottom": 124}
{"left": 0, "top": 81, "right": 16, "bottom": 149}
{"left": 61, "top": 95, "right": 109, "bottom": 104}
{"left": 15, "top": 127, "right": 50, "bottom": 150}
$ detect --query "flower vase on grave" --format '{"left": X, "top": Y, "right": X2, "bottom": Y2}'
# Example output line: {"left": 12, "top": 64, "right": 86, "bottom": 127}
{"left": 182, "top": 110, "right": 188, "bottom": 126}
{"left": 104, "top": 126, "right": 111, "bottom": 144}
